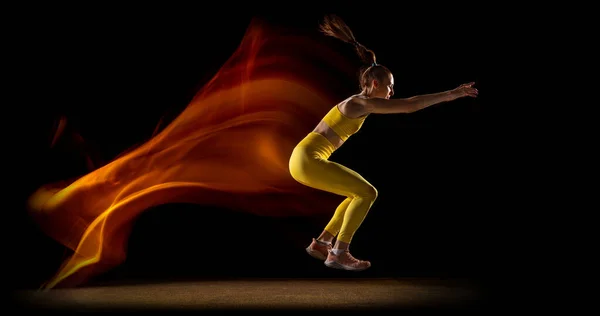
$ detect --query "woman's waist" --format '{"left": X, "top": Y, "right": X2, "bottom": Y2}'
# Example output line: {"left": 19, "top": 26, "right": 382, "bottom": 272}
{"left": 293, "top": 131, "right": 337, "bottom": 159}
{"left": 312, "top": 121, "right": 344, "bottom": 149}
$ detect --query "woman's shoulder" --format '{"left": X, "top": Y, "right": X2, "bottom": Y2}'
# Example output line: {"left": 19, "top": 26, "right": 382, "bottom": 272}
{"left": 338, "top": 95, "right": 370, "bottom": 118}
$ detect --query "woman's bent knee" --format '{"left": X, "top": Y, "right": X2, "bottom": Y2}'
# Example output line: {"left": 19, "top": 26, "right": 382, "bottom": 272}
{"left": 356, "top": 185, "right": 378, "bottom": 201}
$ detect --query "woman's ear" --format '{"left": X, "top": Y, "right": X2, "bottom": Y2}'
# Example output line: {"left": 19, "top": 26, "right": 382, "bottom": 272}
{"left": 372, "top": 79, "right": 379, "bottom": 89}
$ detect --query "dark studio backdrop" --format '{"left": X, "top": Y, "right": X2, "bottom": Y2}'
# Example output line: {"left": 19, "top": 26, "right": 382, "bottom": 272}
{"left": 13, "top": 5, "right": 498, "bottom": 293}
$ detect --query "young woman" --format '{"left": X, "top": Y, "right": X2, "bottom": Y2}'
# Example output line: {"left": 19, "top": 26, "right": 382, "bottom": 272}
{"left": 289, "top": 15, "right": 478, "bottom": 271}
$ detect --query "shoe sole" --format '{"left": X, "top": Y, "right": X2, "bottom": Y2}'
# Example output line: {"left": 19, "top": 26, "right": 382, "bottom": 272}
{"left": 305, "top": 247, "right": 327, "bottom": 260}
{"left": 324, "top": 260, "right": 371, "bottom": 271}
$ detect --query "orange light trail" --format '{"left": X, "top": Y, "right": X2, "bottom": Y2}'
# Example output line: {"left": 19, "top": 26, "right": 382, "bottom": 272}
{"left": 27, "top": 18, "right": 356, "bottom": 289}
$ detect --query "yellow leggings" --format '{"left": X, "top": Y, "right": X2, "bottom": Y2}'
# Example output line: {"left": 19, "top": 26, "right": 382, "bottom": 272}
{"left": 289, "top": 132, "right": 378, "bottom": 243}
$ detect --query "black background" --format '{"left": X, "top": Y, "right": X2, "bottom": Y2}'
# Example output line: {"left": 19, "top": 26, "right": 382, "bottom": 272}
{"left": 13, "top": 4, "right": 505, "bottom": 294}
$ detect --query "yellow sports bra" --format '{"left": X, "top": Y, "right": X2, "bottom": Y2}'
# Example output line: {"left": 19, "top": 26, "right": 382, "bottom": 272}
{"left": 322, "top": 105, "right": 368, "bottom": 142}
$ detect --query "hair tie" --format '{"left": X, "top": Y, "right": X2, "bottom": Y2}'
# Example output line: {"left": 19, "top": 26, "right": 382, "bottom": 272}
{"left": 371, "top": 63, "right": 377, "bottom": 67}
{"left": 352, "top": 40, "right": 359, "bottom": 47}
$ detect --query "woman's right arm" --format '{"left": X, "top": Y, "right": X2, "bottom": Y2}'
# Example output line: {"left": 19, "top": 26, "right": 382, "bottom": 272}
{"left": 355, "top": 82, "right": 478, "bottom": 115}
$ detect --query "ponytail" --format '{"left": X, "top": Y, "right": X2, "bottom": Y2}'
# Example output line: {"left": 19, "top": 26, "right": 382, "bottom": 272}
{"left": 319, "top": 14, "right": 377, "bottom": 66}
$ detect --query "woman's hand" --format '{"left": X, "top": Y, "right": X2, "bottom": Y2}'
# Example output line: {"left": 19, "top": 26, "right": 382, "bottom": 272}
{"left": 451, "top": 82, "right": 478, "bottom": 99}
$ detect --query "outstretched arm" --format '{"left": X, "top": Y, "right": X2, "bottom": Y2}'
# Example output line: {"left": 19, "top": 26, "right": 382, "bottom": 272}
{"left": 356, "top": 82, "right": 478, "bottom": 114}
